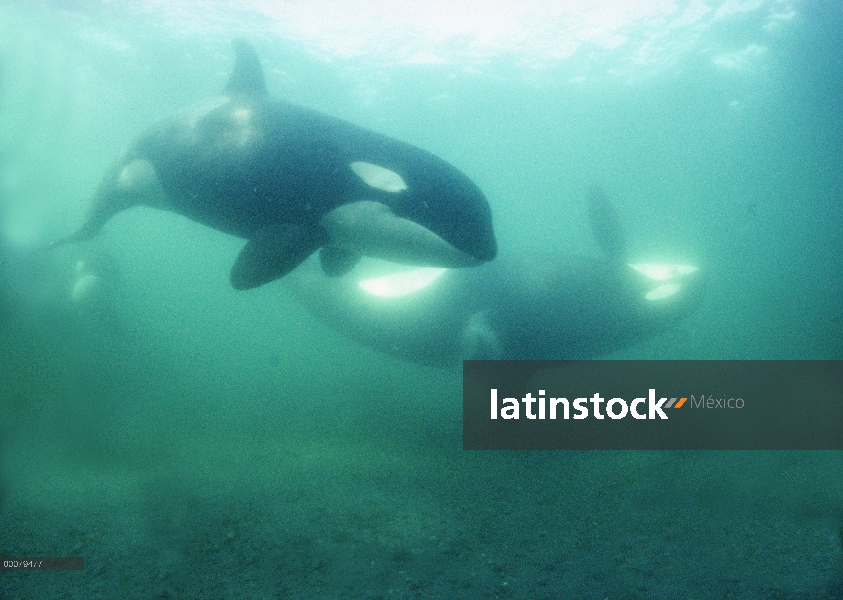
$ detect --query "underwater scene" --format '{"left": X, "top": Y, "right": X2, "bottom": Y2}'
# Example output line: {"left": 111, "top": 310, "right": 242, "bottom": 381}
{"left": 1, "top": 0, "right": 841, "bottom": 597}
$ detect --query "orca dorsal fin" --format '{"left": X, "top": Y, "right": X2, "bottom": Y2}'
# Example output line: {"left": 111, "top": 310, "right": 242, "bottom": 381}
{"left": 587, "top": 186, "right": 627, "bottom": 263}
{"left": 224, "top": 39, "right": 268, "bottom": 97}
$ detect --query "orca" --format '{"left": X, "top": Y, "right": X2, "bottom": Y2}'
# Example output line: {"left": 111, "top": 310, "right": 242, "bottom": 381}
{"left": 51, "top": 40, "right": 497, "bottom": 289}
{"left": 286, "top": 188, "right": 704, "bottom": 367}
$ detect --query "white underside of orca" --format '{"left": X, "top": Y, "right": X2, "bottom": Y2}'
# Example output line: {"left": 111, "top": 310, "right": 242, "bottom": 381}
{"left": 285, "top": 186, "right": 704, "bottom": 368}
{"left": 320, "top": 201, "right": 481, "bottom": 270}
{"left": 355, "top": 261, "right": 701, "bottom": 303}
{"left": 357, "top": 266, "right": 448, "bottom": 297}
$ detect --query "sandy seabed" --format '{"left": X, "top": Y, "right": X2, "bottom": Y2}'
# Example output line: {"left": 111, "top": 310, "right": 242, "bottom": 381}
{"left": 2, "top": 415, "right": 842, "bottom": 599}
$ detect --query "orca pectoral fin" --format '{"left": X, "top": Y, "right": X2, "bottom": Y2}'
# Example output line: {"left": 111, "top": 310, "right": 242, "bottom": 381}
{"left": 230, "top": 223, "right": 324, "bottom": 290}
{"left": 319, "top": 246, "right": 361, "bottom": 277}
{"left": 461, "top": 311, "right": 503, "bottom": 360}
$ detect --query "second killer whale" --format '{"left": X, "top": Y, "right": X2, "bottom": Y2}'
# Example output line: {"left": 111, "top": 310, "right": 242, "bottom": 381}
{"left": 52, "top": 40, "right": 497, "bottom": 289}
{"left": 286, "top": 188, "right": 705, "bottom": 367}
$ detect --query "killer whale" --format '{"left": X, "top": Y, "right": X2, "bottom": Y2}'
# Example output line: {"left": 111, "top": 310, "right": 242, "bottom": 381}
{"left": 52, "top": 40, "right": 496, "bottom": 289}
{"left": 286, "top": 188, "right": 704, "bottom": 367}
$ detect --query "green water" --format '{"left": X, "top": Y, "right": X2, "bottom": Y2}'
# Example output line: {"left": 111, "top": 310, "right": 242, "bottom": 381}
{"left": 1, "top": 1, "right": 841, "bottom": 597}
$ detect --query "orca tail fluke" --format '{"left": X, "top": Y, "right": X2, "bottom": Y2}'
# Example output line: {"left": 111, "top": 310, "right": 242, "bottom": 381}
{"left": 46, "top": 206, "right": 111, "bottom": 250}
{"left": 587, "top": 186, "right": 627, "bottom": 263}
{"left": 47, "top": 153, "right": 155, "bottom": 251}
{"left": 47, "top": 225, "right": 95, "bottom": 250}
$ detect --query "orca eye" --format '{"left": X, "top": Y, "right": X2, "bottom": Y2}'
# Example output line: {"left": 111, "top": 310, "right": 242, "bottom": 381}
{"left": 349, "top": 161, "right": 408, "bottom": 193}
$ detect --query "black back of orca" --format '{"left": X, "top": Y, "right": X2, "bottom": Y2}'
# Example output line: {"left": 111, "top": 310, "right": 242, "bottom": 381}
{"left": 469, "top": 254, "right": 703, "bottom": 361}
{"left": 55, "top": 40, "right": 496, "bottom": 289}
{"left": 138, "top": 97, "right": 490, "bottom": 244}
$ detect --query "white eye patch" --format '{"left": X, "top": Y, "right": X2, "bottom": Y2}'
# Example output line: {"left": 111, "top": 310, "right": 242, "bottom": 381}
{"left": 644, "top": 282, "right": 682, "bottom": 301}
{"left": 629, "top": 263, "right": 698, "bottom": 281}
{"left": 350, "top": 161, "right": 408, "bottom": 193}
{"left": 628, "top": 263, "right": 699, "bottom": 302}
